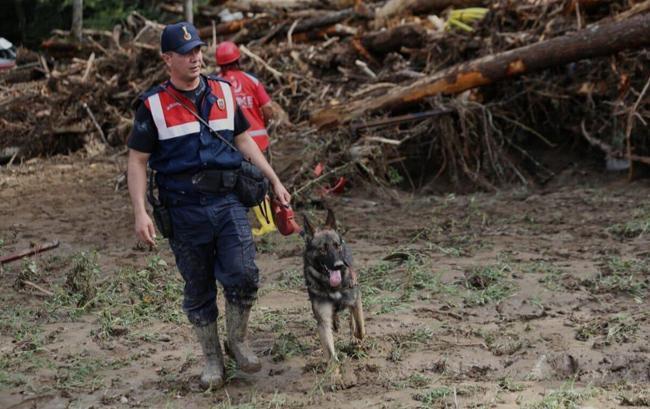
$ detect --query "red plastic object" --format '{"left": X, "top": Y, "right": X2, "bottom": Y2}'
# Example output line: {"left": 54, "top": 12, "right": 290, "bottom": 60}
{"left": 271, "top": 199, "right": 301, "bottom": 236}
{"left": 313, "top": 162, "right": 324, "bottom": 177}
{"left": 319, "top": 176, "right": 347, "bottom": 196}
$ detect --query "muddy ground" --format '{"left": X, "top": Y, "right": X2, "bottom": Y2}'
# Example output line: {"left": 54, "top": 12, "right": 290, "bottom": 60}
{"left": 1, "top": 153, "right": 649, "bottom": 409}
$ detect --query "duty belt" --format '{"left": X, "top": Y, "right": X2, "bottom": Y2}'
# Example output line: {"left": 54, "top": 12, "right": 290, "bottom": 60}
{"left": 166, "top": 168, "right": 238, "bottom": 194}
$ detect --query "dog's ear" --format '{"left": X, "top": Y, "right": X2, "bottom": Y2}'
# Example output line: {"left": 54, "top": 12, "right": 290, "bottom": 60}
{"left": 302, "top": 213, "right": 315, "bottom": 241}
{"left": 325, "top": 208, "right": 337, "bottom": 231}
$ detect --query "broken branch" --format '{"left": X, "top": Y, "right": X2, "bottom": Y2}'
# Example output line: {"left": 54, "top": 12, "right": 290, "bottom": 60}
{"left": 312, "top": 13, "right": 650, "bottom": 128}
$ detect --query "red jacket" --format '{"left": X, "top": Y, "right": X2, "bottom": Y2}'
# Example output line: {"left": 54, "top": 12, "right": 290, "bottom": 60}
{"left": 220, "top": 69, "right": 271, "bottom": 151}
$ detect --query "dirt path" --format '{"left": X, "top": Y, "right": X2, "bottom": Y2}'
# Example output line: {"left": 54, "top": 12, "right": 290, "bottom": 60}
{"left": 1, "top": 155, "right": 648, "bottom": 408}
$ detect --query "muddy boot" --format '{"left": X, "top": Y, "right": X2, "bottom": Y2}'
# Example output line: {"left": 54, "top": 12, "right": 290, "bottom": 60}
{"left": 193, "top": 321, "right": 225, "bottom": 388}
{"left": 224, "top": 302, "right": 262, "bottom": 373}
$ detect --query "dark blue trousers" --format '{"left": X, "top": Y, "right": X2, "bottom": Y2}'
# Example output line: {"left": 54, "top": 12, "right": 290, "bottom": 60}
{"left": 167, "top": 193, "right": 258, "bottom": 327}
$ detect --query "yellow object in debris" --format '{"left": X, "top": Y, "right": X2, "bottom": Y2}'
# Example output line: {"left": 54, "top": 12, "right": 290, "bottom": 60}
{"left": 252, "top": 197, "right": 276, "bottom": 237}
{"left": 445, "top": 7, "right": 489, "bottom": 32}
{"left": 446, "top": 18, "right": 475, "bottom": 32}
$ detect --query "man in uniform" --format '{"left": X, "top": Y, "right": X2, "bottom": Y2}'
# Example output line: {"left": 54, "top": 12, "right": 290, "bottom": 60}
{"left": 216, "top": 41, "right": 277, "bottom": 236}
{"left": 126, "top": 22, "right": 291, "bottom": 388}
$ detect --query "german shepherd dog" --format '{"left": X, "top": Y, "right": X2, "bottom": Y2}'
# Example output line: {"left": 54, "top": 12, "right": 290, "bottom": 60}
{"left": 302, "top": 209, "right": 365, "bottom": 362}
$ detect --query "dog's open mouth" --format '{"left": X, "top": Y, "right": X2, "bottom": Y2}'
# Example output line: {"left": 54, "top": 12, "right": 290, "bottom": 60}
{"left": 327, "top": 268, "right": 342, "bottom": 287}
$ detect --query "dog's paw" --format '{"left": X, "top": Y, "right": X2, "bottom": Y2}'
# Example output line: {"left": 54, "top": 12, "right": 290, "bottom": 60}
{"left": 325, "top": 360, "right": 357, "bottom": 390}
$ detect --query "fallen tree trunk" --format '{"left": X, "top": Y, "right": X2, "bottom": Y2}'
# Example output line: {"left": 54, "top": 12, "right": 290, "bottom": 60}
{"left": 312, "top": 12, "right": 650, "bottom": 128}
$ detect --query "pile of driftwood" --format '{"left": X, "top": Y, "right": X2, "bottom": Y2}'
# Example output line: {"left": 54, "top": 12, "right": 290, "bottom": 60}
{"left": 1, "top": 0, "right": 649, "bottom": 193}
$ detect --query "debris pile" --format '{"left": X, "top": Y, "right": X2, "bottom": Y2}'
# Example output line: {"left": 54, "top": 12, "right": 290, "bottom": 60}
{"left": 1, "top": 0, "right": 649, "bottom": 194}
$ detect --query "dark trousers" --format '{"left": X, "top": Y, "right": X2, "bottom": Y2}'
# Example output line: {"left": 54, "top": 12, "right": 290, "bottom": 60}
{"left": 168, "top": 193, "right": 258, "bottom": 327}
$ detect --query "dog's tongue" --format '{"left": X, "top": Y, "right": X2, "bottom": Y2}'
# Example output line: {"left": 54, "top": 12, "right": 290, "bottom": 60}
{"left": 329, "top": 269, "right": 342, "bottom": 287}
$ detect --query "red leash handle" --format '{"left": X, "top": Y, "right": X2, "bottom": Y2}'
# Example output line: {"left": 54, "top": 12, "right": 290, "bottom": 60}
{"left": 271, "top": 198, "right": 302, "bottom": 236}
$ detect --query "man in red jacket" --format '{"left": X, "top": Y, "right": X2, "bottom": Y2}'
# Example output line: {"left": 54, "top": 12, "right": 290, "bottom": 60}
{"left": 216, "top": 41, "right": 277, "bottom": 235}
{"left": 216, "top": 41, "right": 273, "bottom": 154}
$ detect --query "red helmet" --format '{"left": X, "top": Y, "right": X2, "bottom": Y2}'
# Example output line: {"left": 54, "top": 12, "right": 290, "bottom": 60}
{"left": 216, "top": 41, "right": 240, "bottom": 65}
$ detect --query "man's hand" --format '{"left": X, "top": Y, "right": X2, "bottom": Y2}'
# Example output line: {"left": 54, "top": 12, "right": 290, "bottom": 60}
{"left": 135, "top": 211, "right": 157, "bottom": 247}
{"left": 272, "top": 180, "right": 291, "bottom": 206}
{"left": 128, "top": 149, "right": 155, "bottom": 247}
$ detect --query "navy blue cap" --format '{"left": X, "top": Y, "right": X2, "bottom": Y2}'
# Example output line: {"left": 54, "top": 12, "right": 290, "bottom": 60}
{"left": 161, "top": 22, "right": 206, "bottom": 54}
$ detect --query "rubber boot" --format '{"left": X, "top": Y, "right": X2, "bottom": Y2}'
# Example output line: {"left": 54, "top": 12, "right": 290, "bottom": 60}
{"left": 193, "top": 321, "right": 225, "bottom": 388}
{"left": 252, "top": 197, "right": 276, "bottom": 237}
{"left": 224, "top": 302, "right": 262, "bottom": 373}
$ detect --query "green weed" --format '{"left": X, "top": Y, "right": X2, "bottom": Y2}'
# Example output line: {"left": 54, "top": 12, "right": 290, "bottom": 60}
{"left": 64, "top": 252, "right": 100, "bottom": 307}
{"left": 255, "top": 310, "right": 288, "bottom": 332}
{"left": 586, "top": 257, "right": 648, "bottom": 300}
{"left": 12, "top": 260, "right": 40, "bottom": 291}
{"left": 387, "top": 166, "right": 404, "bottom": 185}
{"left": 526, "top": 261, "right": 565, "bottom": 291}
{"left": 363, "top": 291, "right": 404, "bottom": 315}
{"left": 395, "top": 373, "right": 431, "bottom": 389}
{"left": 475, "top": 328, "right": 524, "bottom": 356}
{"left": 336, "top": 341, "right": 369, "bottom": 360}
{"left": 497, "top": 376, "right": 524, "bottom": 392}
{"left": 387, "top": 327, "right": 433, "bottom": 362}
{"left": 618, "top": 387, "right": 650, "bottom": 406}
{"left": 0, "top": 304, "right": 41, "bottom": 341}
{"left": 270, "top": 332, "right": 309, "bottom": 362}
{"left": 362, "top": 250, "right": 455, "bottom": 312}
{"left": 414, "top": 386, "right": 453, "bottom": 406}
{"left": 360, "top": 260, "right": 397, "bottom": 291}
{"left": 55, "top": 355, "right": 107, "bottom": 392}
{"left": 575, "top": 314, "right": 640, "bottom": 344}
{"left": 463, "top": 264, "right": 516, "bottom": 306}
{"left": 607, "top": 219, "right": 650, "bottom": 239}
{"left": 274, "top": 269, "right": 304, "bottom": 290}
{"left": 525, "top": 382, "right": 595, "bottom": 409}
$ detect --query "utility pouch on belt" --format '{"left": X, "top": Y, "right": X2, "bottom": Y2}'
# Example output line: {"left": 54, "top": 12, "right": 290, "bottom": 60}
{"left": 235, "top": 160, "right": 269, "bottom": 208}
{"left": 147, "top": 171, "right": 173, "bottom": 239}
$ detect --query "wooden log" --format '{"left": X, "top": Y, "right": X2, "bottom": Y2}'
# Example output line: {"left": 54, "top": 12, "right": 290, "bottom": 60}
{"left": 361, "top": 24, "right": 426, "bottom": 55}
{"left": 0, "top": 241, "right": 60, "bottom": 264}
{"left": 312, "top": 13, "right": 650, "bottom": 128}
